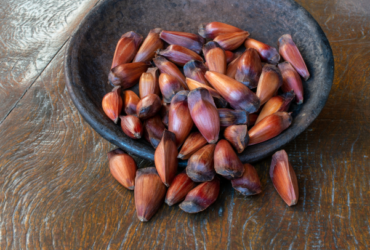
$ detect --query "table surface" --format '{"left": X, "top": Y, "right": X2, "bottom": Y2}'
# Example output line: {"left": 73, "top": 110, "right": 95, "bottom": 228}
{"left": 1, "top": 0, "right": 369, "bottom": 249}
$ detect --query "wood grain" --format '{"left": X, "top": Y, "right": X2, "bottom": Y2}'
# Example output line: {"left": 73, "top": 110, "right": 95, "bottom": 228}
{"left": 0, "top": 0, "right": 370, "bottom": 249}
{"left": 0, "top": 0, "right": 100, "bottom": 123}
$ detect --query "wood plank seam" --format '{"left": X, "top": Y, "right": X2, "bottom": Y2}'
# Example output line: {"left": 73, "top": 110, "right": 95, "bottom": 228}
{"left": 0, "top": 38, "right": 70, "bottom": 125}
{"left": 0, "top": 0, "right": 104, "bottom": 125}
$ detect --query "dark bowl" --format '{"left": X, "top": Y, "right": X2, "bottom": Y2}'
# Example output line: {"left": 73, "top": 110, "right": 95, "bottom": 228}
{"left": 65, "top": 0, "right": 334, "bottom": 167}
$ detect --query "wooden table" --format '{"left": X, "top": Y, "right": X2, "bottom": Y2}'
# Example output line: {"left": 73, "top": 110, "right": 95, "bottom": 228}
{"left": 1, "top": 0, "right": 369, "bottom": 249}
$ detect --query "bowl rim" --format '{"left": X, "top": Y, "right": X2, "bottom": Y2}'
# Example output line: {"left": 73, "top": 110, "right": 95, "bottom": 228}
{"left": 65, "top": 0, "right": 334, "bottom": 166}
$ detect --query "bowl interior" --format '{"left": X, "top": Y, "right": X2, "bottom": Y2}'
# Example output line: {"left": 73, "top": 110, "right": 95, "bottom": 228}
{"left": 65, "top": 0, "right": 333, "bottom": 166}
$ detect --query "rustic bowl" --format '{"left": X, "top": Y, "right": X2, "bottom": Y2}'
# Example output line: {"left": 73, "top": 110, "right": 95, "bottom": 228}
{"left": 65, "top": 0, "right": 334, "bottom": 166}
